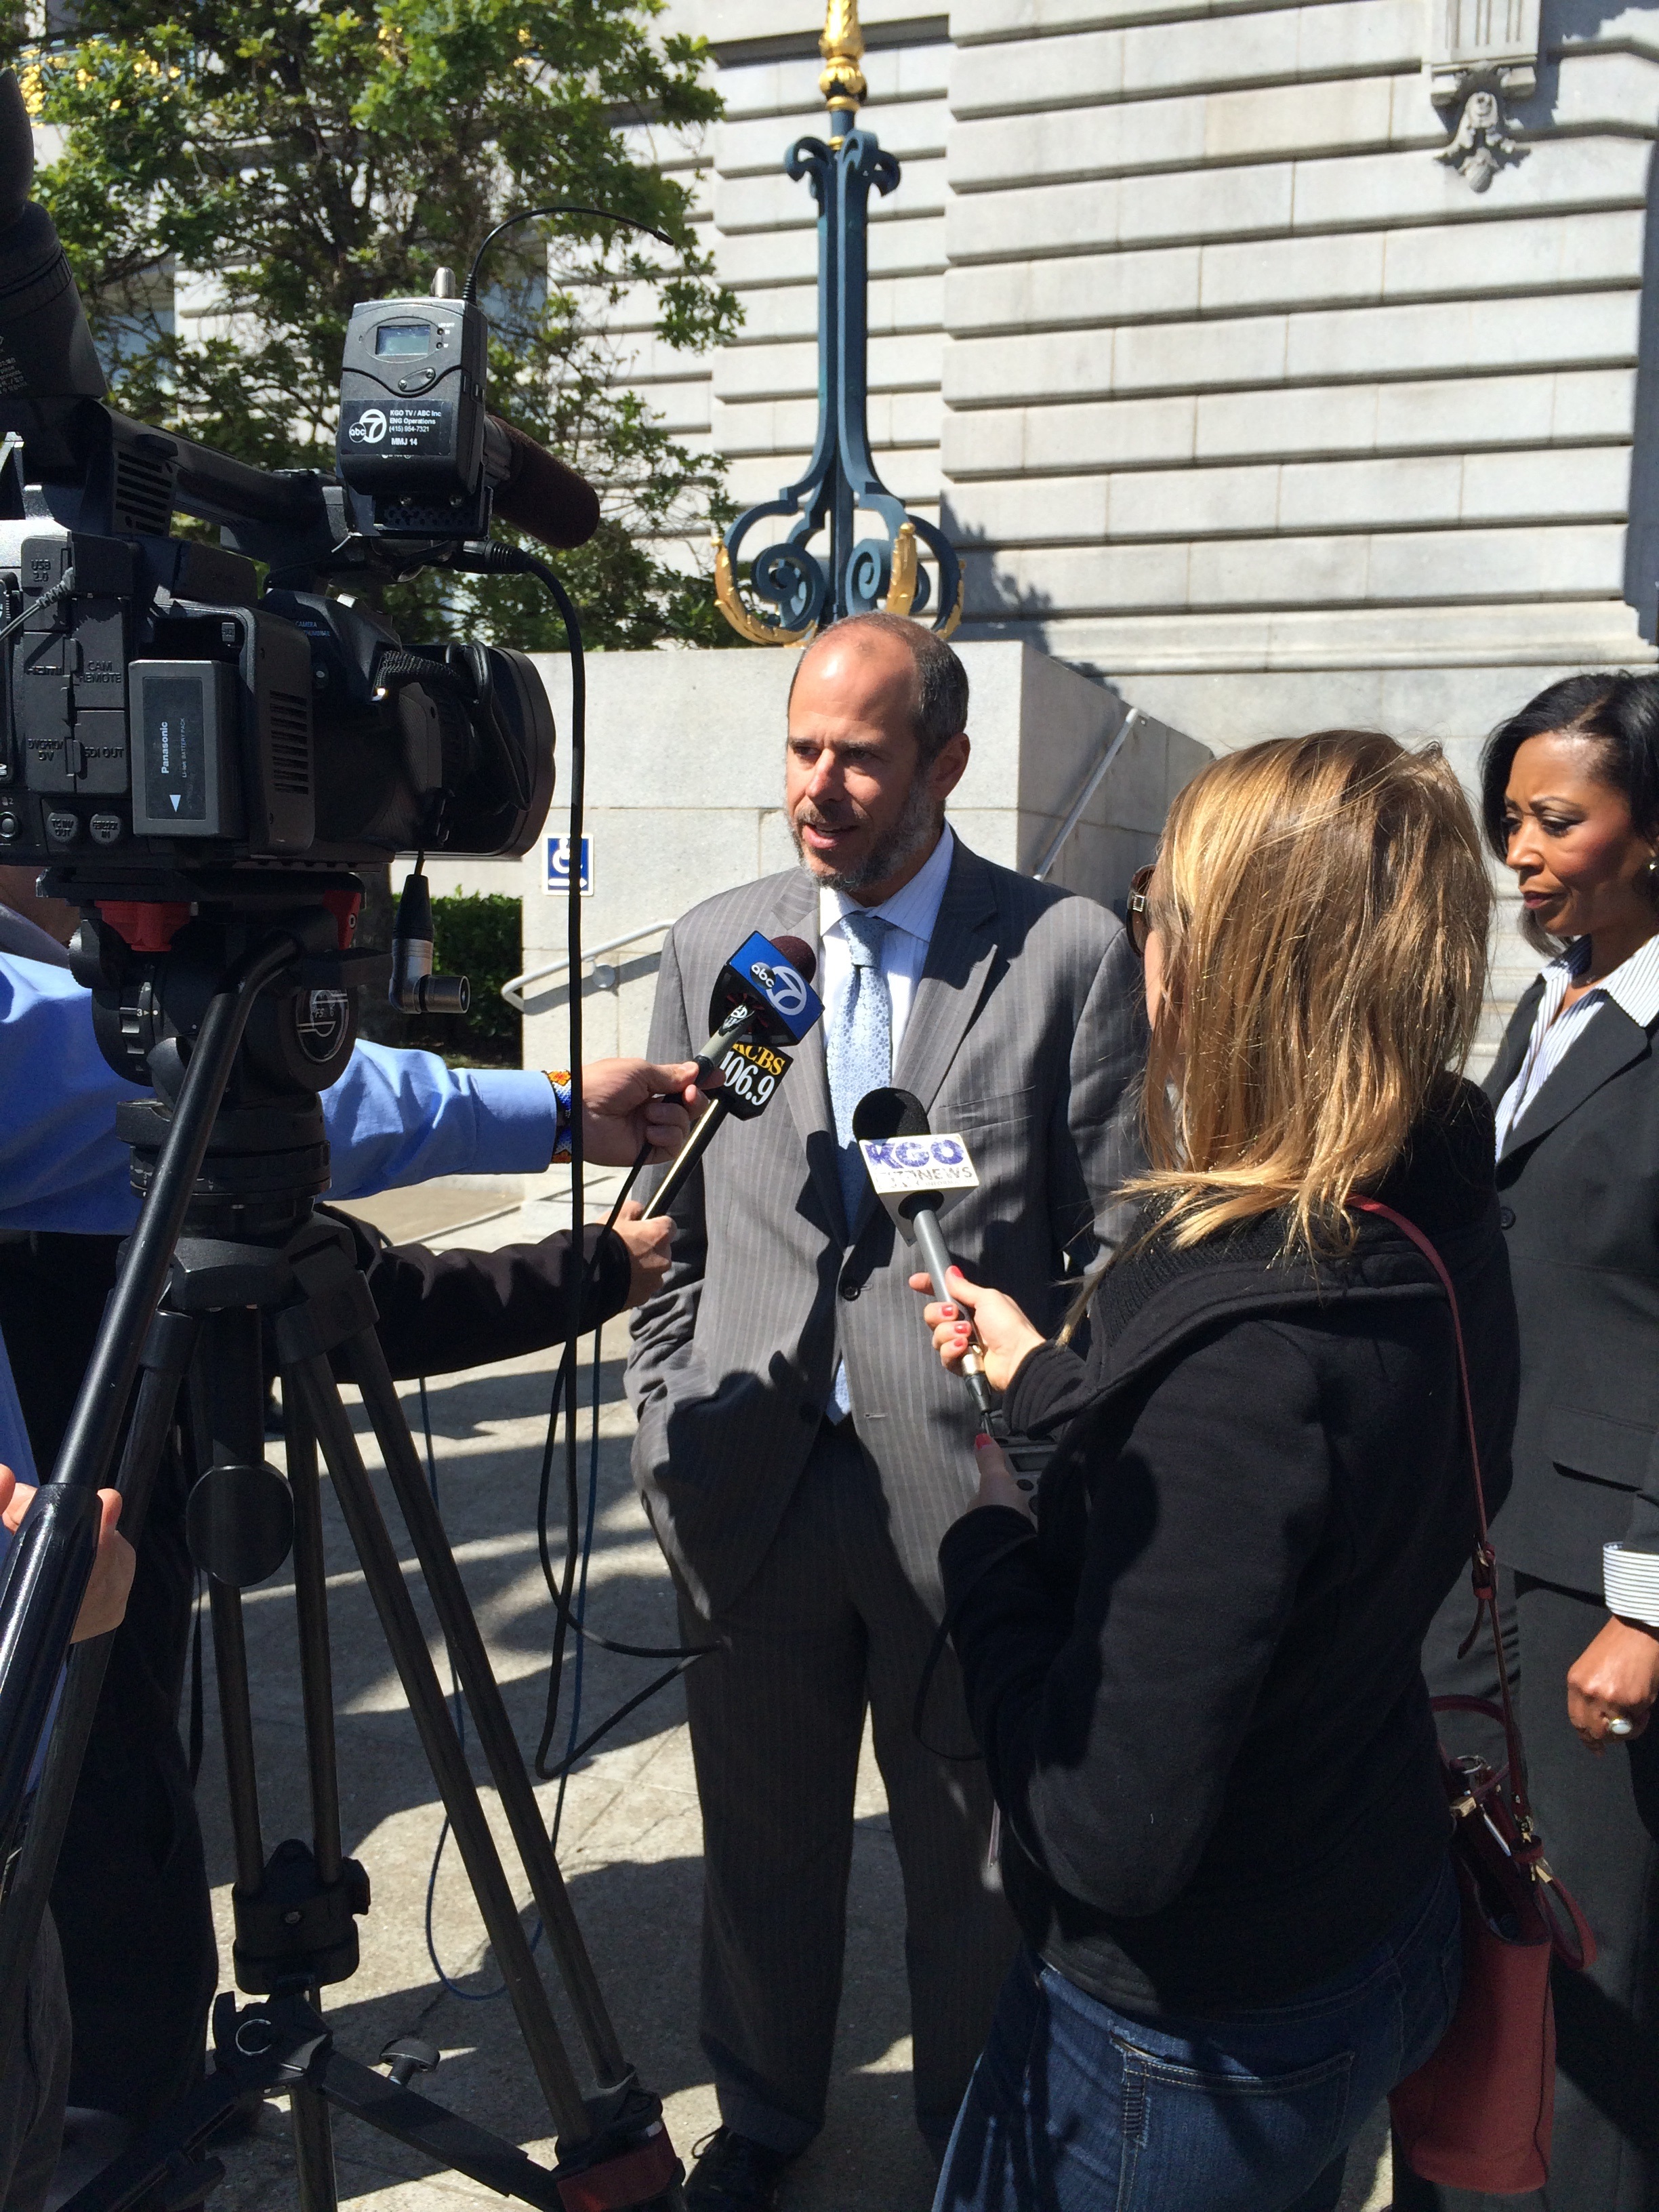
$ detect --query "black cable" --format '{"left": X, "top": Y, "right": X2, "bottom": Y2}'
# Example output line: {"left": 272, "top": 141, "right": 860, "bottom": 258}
{"left": 417, "top": 1376, "right": 510, "bottom": 2001}
{"left": 552, "top": 1657, "right": 708, "bottom": 1779}
{"left": 503, "top": 553, "right": 711, "bottom": 1792}
{"left": 186, "top": 1575, "right": 205, "bottom": 1787}
{"left": 547, "top": 1317, "right": 606, "bottom": 1856}
{"left": 464, "top": 206, "right": 676, "bottom": 305}
{"left": 554, "top": 559, "right": 585, "bottom": 1780}
{"left": 531, "top": 1155, "right": 703, "bottom": 1667}
{"left": 0, "top": 565, "right": 73, "bottom": 651}
{"left": 375, "top": 651, "right": 473, "bottom": 706}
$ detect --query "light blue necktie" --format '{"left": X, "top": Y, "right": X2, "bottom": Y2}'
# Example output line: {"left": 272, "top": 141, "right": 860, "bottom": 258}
{"left": 826, "top": 909, "right": 891, "bottom": 1417}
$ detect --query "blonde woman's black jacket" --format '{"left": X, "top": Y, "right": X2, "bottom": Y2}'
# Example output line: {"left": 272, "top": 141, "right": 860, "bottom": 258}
{"left": 939, "top": 1085, "right": 1517, "bottom": 2018}
{"left": 1482, "top": 979, "right": 1659, "bottom": 1593}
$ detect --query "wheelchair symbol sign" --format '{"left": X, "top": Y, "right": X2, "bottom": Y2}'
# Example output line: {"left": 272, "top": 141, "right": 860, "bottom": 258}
{"left": 544, "top": 836, "right": 592, "bottom": 895}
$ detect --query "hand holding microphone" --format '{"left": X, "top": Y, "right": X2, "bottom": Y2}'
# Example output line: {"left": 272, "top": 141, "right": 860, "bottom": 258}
{"left": 610, "top": 1202, "right": 675, "bottom": 1308}
{"left": 578, "top": 1057, "right": 705, "bottom": 1165}
{"left": 912, "top": 1267, "right": 1045, "bottom": 1397}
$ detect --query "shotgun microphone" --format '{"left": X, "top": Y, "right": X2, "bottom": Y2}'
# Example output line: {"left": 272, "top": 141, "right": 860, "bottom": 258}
{"left": 484, "top": 414, "right": 602, "bottom": 548}
{"left": 642, "top": 930, "right": 824, "bottom": 1221}
{"left": 852, "top": 1086, "right": 997, "bottom": 1419}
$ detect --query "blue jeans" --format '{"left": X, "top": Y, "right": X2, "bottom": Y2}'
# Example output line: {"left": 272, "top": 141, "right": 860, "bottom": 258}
{"left": 933, "top": 1856, "right": 1462, "bottom": 2212}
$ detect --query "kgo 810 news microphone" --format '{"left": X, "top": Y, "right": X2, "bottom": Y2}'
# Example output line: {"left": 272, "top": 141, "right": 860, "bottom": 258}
{"left": 853, "top": 1086, "right": 996, "bottom": 1419}
{"left": 642, "top": 930, "right": 823, "bottom": 1221}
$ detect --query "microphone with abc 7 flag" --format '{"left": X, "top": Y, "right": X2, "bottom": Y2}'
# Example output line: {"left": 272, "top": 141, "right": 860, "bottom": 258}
{"left": 640, "top": 931, "right": 824, "bottom": 1221}
{"left": 852, "top": 1086, "right": 998, "bottom": 1420}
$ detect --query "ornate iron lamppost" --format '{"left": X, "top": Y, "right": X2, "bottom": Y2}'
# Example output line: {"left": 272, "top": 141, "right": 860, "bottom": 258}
{"left": 713, "top": 0, "right": 962, "bottom": 645}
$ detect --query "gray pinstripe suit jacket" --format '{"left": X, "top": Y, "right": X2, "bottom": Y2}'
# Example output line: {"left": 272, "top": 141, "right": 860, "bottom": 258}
{"left": 624, "top": 836, "right": 1147, "bottom": 1621}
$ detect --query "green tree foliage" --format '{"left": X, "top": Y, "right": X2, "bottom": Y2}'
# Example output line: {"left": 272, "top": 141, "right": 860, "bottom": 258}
{"left": 6, "top": 0, "right": 740, "bottom": 648}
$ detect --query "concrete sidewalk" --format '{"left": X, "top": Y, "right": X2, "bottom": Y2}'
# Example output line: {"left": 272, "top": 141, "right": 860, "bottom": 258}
{"left": 196, "top": 1178, "right": 1393, "bottom": 2212}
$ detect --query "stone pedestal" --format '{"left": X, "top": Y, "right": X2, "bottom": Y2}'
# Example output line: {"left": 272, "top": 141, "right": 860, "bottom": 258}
{"left": 424, "top": 640, "right": 1206, "bottom": 1072}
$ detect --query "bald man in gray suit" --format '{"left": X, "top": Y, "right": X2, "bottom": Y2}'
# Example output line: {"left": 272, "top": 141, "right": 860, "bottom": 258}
{"left": 626, "top": 614, "right": 1145, "bottom": 2211}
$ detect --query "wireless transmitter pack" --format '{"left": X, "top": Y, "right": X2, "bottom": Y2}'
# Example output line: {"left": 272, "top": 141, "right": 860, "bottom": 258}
{"left": 337, "top": 279, "right": 495, "bottom": 541}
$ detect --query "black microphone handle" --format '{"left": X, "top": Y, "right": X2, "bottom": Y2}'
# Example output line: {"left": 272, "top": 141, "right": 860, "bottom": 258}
{"left": 909, "top": 1202, "right": 997, "bottom": 1418}
{"left": 641, "top": 1094, "right": 733, "bottom": 1223}
{"left": 693, "top": 1003, "right": 754, "bottom": 1084}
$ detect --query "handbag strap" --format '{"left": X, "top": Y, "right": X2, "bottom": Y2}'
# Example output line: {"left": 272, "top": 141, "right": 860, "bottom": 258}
{"left": 1349, "top": 1197, "right": 1537, "bottom": 1851}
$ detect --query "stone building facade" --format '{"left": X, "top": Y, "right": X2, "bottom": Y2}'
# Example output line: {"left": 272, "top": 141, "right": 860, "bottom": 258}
{"left": 620, "top": 0, "right": 1659, "bottom": 1048}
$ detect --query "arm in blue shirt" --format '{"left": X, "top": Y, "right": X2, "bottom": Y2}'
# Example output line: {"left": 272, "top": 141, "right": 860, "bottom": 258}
{"left": 0, "top": 951, "right": 560, "bottom": 1236}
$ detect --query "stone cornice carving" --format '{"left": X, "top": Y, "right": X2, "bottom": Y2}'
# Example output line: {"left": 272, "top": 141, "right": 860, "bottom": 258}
{"left": 1427, "top": 1, "right": 1538, "bottom": 192}
{"left": 1425, "top": 0, "right": 1541, "bottom": 108}
{"left": 1436, "top": 82, "right": 1521, "bottom": 191}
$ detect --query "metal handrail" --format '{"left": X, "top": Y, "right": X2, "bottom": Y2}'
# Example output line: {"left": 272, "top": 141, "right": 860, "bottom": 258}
{"left": 500, "top": 919, "right": 676, "bottom": 1012}
{"left": 1030, "top": 708, "right": 1145, "bottom": 883}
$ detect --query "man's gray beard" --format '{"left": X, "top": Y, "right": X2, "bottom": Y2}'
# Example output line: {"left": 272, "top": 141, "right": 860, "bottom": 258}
{"left": 791, "top": 771, "right": 941, "bottom": 894}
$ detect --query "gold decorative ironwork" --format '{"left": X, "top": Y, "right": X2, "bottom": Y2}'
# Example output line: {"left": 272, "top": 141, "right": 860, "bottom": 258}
{"left": 884, "top": 521, "right": 917, "bottom": 616}
{"left": 712, "top": 537, "right": 813, "bottom": 648}
{"left": 711, "top": 0, "right": 961, "bottom": 644}
{"left": 820, "top": 0, "right": 867, "bottom": 114}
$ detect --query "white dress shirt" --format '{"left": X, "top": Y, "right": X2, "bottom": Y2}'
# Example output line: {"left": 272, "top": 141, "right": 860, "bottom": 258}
{"left": 1494, "top": 929, "right": 1659, "bottom": 1154}
{"left": 817, "top": 822, "right": 955, "bottom": 1064}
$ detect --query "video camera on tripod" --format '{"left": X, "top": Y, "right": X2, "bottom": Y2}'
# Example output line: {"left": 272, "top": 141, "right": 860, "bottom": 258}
{"left": 0, "top": 62, "right": 692, "bottom": 2212}
{"left": 0, "top": 70, "right": 594, "bottom": 886}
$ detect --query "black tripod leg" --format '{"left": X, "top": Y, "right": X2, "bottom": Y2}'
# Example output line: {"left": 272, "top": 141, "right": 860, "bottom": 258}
{"left": 287, "top": 1397, "right": 342, "bottom": 1886}
{"left": 206, "top": 1577, "right": 266, "bottom": 1897}
{"left": 350, "top": 1332, "right": 630, "bottom": 2086}
{"left": 284, "top": 1354, "right": 591, "bottom": 2141}
{"left": 289, "top": 2076, "right": 338, "bottom": 2212}
{"left": 285, "top": 1394, "right": 343, "bottom": 2212}
{"left": 0, "top": 1312, "right": 197, "bottom": 2083}
{"left": 192, "top": 1309, "right": 344, "bottom": 2209}
{"left": 187, "top": 1307, "right": 274, "bottom": 1900}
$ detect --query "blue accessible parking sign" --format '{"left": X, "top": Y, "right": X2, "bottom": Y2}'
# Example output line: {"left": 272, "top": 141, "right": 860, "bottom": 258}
{"left": 544, "top": 836, "right": 592, "bottom": 895}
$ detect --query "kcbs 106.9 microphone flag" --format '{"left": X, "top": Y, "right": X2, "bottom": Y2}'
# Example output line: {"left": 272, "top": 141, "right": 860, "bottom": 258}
{"left": 642, "top": 931, "right": 823, "bottom": 1222}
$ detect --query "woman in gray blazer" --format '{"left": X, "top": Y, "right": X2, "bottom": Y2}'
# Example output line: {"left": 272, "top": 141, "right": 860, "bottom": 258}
{"left": 1399, "top": 670, "right": 1659, "bottom": 2212}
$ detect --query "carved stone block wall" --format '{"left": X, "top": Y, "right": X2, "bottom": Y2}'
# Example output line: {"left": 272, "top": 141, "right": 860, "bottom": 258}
{"left": 613, "top": 1, "right": 1659, "bottom": 1060}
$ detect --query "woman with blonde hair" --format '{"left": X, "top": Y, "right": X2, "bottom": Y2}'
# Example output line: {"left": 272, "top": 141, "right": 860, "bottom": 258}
{"left": 914, "top": 731, "right": 1519, "bottom": 2212}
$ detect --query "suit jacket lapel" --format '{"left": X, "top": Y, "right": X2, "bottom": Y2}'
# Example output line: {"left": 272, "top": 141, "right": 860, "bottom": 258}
{"left": 1501, "top": 999, "right": 1652, "bottom": 1159}
{"left": 1482, "top": 978, "right": 1542, "bottom": 1109}
{"left": 863, "top": 844, "right": 1003, "bottom": 1251}
{"left": 893, "top": 841, "right": 1002, "bottom": 1112}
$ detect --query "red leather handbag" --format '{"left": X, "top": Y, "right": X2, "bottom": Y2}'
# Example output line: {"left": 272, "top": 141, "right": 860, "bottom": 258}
{"left": 1352, "top": 1200, "right": 1595, "bottom": 2196}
